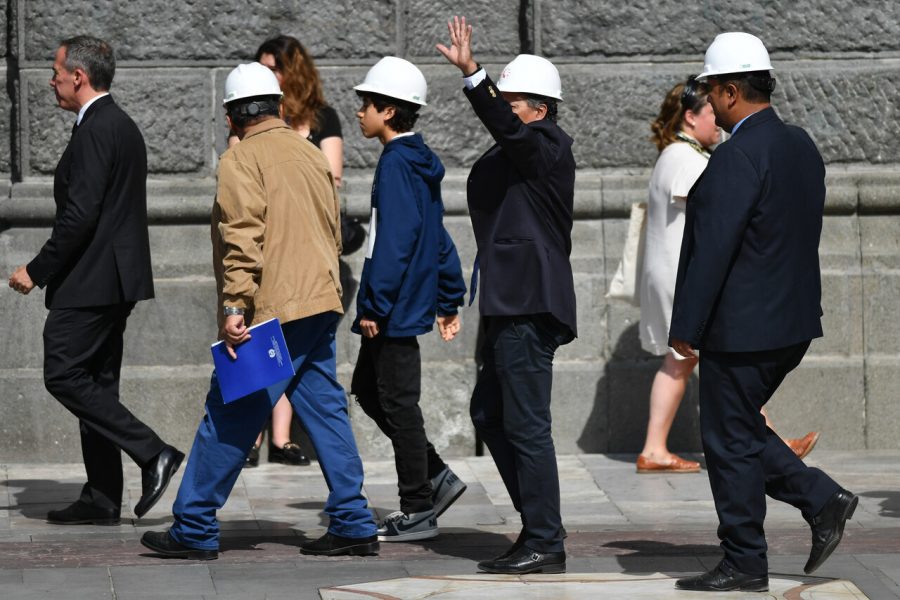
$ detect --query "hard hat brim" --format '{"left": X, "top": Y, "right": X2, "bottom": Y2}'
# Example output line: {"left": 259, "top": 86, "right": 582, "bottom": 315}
{"left": 495, "top": 82, "right": 563, "bottom": 101}
{"left": 353, "top": 83, "right": 427, "bottom": 106}
{"left": 222, "top": 91, "right": 282, "bottom": 106}
{"left": 697, "top": 65, "right": 774, "bottom": 81}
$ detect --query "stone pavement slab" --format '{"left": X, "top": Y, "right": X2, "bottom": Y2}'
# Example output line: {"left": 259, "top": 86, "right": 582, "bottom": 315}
{"left": 0, "top": 452, "right": 898, "bottom": 599}
{"left": 319, "top": 573, "right": 868, "bottom": 599}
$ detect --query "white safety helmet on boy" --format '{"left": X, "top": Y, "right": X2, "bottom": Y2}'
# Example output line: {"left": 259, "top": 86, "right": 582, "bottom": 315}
{"left": 354, "top": 57, "right": 427, "bottom": 106}
{"left": 496, "top": 54, "right": 562, "bottom": 101}
{"left": 698, "top": 32, "right": 773, "bottom": 80}
{"left": 223, "top": 62, "right": 282, "bottom": 105}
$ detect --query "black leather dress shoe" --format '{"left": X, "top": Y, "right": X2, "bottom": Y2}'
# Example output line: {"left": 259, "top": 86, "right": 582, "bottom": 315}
{"left": 804, "top": 488, "right": 858, "bottom": 574}
{"left": 675, "top": 560, "right": 768, "bottom": 592}
{"left": 477, "top": 545, "right": 566, "bottom": 574}
{"left": 268, "top": 442, "right": 310, "bottom": 466}
{"left": 47, "top": 500, "right": 120, "bottom": 525}
{"left": 141, "top": 530, "right": 218, "bottom": 560}
{"left": 491, "top": 526, "right": 568, "bottom": 561}
{"left": 134, "top": 445, "right": 185, "bottom": 518}
{"left": 300, "top": 532, "right": 379, "bottom": 556}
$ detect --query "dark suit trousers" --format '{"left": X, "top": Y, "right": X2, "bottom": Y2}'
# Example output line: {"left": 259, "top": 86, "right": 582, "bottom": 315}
{"left": 699, "top": 341, "right": 840, "bottom": 575}
{"left": 43, "top": 304, "right": 166, "bottom": 510}
{"left": 351, "top": 335, "right": 447, "bottom": 514}
{"left": 470, "top": 315, "right": 567, "bottom": 553}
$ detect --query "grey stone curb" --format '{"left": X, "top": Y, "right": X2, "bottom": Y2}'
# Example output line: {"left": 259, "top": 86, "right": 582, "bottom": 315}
{"left": 3, "top": 169, "right": 899, "bottom": 226}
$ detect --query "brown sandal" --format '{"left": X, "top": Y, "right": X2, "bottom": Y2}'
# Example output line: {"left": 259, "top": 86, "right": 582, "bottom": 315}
{"left": 636, "top": 454, "right": 701, "bottom": 473}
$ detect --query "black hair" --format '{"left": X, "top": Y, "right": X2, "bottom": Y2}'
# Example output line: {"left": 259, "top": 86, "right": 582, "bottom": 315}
{"left": 710, "top": 70, "right": 776, "bottom": 104}
{"left": 226, "top": 95, "right": 281, "bottom": 128}
{"left": 679, "top": 76, "right": 710, "bottom": 114}
{"left": 61, "top": 35, "right": 115, "bottom": 91}
{"left": 356, "top": 91, "right": 420, "bottom": 133}
{"left": 525, "top": 95, "right": 558, "bottom": 123}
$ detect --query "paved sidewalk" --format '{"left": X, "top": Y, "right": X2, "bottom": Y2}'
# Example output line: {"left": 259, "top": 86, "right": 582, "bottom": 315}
{"left": 1, "top": 451, "right": 898, "bottom": 599}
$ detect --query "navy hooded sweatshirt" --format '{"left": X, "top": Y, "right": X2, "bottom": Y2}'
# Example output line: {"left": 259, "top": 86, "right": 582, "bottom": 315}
{"left": 352, "top": 133, "right": 466, "bottom": 337}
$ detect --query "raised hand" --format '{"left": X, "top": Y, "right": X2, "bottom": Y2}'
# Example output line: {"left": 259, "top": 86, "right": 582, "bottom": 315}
{"left": 436, "top": 15, "right": 477, "bottom": 75}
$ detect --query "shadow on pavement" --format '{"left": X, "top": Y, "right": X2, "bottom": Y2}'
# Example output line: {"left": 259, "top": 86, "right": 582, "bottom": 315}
{"left": 860, "top": 490, "right": 900, "bottom": 518}
{"left": 2, "top": 480, "right": 85, "bottom": 519}
{"left": 604, "top": 539, "right": 720, "bottom": 575}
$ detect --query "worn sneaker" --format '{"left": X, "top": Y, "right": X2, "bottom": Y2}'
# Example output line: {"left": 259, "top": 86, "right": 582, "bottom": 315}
{"left": 430, "top": 467, "right": 467, "bottom": 517}
{"left": 377, "top": 510, "right": 438, "bottom": 542}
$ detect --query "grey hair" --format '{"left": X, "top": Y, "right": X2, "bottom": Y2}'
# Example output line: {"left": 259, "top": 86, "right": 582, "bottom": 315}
{"left": 61, "top": 35, "right": 116, "bottom": 91}
{"left": 525, "top": 95, "right": 558, "bottom": 123}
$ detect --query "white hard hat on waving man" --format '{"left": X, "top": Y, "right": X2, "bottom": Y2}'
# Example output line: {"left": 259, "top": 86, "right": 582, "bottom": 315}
{"left": 496, "top": 54, "right": 562, "bottom": 101}
{"left": 698, "top": 32, "right": 774, "bottom": 80}
{"left": 354, "top": 56, "right": 428, "bottom": 106}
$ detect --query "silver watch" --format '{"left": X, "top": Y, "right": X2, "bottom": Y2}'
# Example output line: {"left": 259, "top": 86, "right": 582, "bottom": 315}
{"left": 223, "top": 306, "right": 245, "bottom": 317}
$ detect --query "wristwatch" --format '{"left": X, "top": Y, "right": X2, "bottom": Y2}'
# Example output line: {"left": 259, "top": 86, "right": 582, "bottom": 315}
{"left": 223, "top": 306, "right": 244, "bottom": 317}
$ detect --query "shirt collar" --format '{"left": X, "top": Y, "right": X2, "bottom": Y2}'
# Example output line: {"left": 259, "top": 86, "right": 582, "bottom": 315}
{"left": 731, "top": 108, "right": 764, "bottom": 135}
{"left": 76, "top": 92, "right": 109, "bottom": 126}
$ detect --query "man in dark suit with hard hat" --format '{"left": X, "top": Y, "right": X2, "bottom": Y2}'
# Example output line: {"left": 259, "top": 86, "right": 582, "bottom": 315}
{"left": 669, "top": 32, "right": 857, "bottom": 592}
{"left": 438, "top": 16, "right": 576, "bottom": 575}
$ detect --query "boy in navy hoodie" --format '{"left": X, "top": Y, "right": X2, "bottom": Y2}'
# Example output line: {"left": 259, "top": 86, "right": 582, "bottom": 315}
{"left": 351, "top": 57, "right": 467, "bottom": 542}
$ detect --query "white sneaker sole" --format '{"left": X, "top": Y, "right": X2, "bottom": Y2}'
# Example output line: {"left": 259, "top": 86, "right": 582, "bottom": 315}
{"left": 377, "top": 527, "right": 439, "bottom": 542}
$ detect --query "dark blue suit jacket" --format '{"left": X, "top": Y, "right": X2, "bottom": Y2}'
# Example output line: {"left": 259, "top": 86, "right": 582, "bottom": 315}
{"left": 669, "top": 107, "right": 825, "bottom": 352}
{"left": 27, "top": 95, "right": 155, "bottom": 309}
{"left": 463, "top": 74, "right": 577, "bottom": 339}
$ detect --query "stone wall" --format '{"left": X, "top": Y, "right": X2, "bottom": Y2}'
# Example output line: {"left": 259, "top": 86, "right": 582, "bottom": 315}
{"left": 1, "top": 0, "right": 899, "bottom": 462}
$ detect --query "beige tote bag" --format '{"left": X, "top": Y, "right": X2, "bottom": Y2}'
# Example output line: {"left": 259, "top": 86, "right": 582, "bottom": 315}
{"left": 606, "top": 202, "right": 647, "bottom": 306}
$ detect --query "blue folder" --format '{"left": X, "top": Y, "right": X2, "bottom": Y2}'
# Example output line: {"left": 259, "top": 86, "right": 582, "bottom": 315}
{"left": 211, "top": 318, "right": 295, "bottom": 404}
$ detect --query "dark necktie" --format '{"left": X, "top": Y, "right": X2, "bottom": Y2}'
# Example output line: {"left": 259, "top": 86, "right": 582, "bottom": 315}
{"left": 468, "top": 254, "right": 479, "bottom": 306}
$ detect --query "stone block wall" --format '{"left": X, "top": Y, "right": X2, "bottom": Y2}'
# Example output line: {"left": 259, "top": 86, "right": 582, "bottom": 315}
{"left": 1, "top": 0, "right": 899, "bottom": 462}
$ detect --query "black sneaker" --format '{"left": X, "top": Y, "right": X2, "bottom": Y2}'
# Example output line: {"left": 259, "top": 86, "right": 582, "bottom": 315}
{"left": 377, "top": 510, "right": 438, "bottom": 542}
{"left": 300, "top": 532, "right": 379, "bottom": 556}
{"left": 430, "top": 467, "right": 467, "bottom": 517}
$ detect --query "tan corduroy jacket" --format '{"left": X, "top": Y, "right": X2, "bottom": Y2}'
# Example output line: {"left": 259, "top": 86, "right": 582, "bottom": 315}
{"left": 212, "top": 118, "right": 343, "bottom": 331}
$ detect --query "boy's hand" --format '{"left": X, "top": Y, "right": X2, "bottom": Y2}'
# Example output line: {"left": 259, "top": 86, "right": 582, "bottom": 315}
{"left": 437, "top": 314, "right": 460, "bottom": 341}
{"left": 436, "top": 15, "right": 477, "bottom": 75}
{"left": 360, "top": 318, "right": 380, "bottom": 338}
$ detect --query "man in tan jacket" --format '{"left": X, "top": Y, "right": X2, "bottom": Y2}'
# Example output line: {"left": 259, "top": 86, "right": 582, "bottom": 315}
{"left": 141, "top": 62, "right": 378, "bottom": 560}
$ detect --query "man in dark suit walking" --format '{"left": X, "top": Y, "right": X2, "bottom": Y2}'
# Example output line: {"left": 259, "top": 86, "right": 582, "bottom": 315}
{"left": 669, "top": 32, "right": 857, "bottom": 592}
{"left": 438, "top": 17, "right": 575, "bottom": 574}
{"left": 8, "top": 35, "right": 183, "bottom": 524}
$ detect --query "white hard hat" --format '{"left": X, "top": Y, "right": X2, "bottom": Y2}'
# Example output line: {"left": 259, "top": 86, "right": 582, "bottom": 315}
{"left": 223, "top": 62, "right": 282, "bottom": 105}
{"left": 698, "top": 32, "right": 774, "bottom": 80}
{"left": 354, "top": 56, "right": 427, "bottom": 106}
{"left": 497, "top": 54, "right": 562, "bottom": 101}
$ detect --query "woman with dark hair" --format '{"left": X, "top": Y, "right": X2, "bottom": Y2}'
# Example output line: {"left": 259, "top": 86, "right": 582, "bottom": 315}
{"left": 234, "top": 35, "right": 346, "bottom": 468}
{"left": 636, "top": 78, "right": 818, "bottom": 472}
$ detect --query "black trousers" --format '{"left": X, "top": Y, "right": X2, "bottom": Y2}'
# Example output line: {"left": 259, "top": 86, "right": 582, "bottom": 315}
{"left": 700, "top": 341, "right": 840, "bottom": 575}
{"left": 351, "top": 335, "right": 446, "bottom": 514}
{"left": 470, "top": 315, "right": 569, "bottom": 554}
{"left": 43, "top": 304, "right": 166, "bottom": 510}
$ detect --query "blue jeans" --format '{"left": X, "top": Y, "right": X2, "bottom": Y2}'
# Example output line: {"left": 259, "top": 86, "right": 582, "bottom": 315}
{"left": 169, "top": 311, "right": 376, "bottom": 550}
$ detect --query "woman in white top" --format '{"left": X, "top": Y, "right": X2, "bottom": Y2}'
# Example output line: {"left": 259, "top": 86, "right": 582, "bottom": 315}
{"left": 636, "top": 79, "right": 820, "bottom": 472}
{"left": 636, "top": 78, "right": 719, "bottom": 473}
